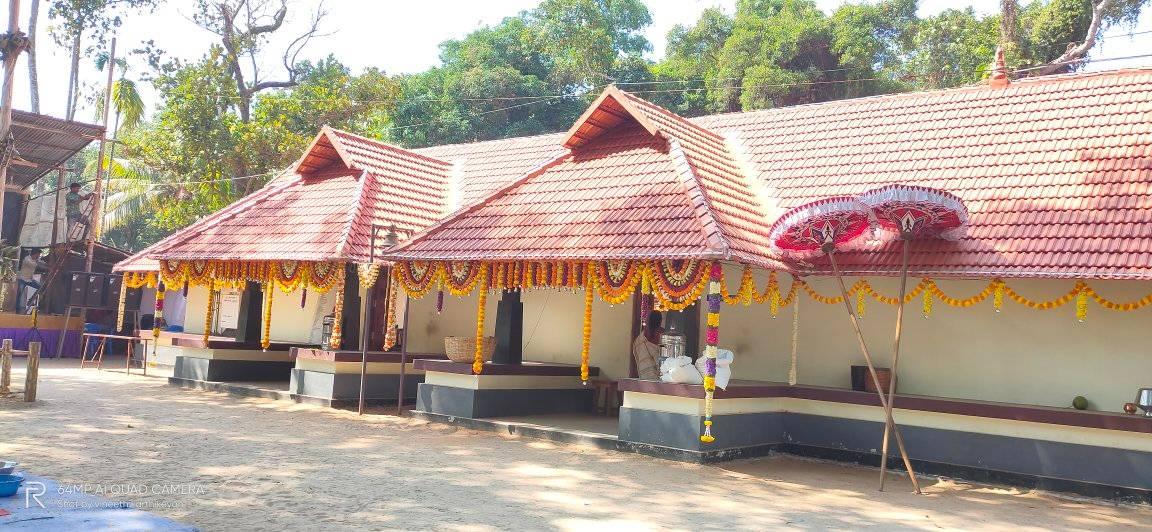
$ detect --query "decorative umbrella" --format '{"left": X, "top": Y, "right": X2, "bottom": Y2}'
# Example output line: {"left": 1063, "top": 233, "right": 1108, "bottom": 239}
{"left": 769, "top": 196, "right": 923, "bottom": 494}
{"left": 860, "top": 184, "right": 968, "bottom": 491}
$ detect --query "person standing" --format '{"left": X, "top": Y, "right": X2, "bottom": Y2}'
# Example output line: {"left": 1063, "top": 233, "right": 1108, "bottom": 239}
{"left": 17, "top": 248, "right": 44, "bottom": 313}
{"left": 65, "top": 182, "right": 93, "bottom": 239}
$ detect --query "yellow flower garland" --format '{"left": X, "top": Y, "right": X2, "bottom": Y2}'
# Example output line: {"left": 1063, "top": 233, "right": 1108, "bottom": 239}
{"left": 383, "top": 279, "right": 399, "bottom": 350}
{"left": 329, "top": 284, "right": 345, "bottom": 349}
{"left": 261, "top": 283, "right": 274, "bottom": 350}
{"left": 203, "top": 283, "right": 216, "bottom": 344}
{"left": 581, "top": 267, "right": 594, "bottom": 383}
{"left": 474, "top": 268, "right": 489, "bottom": 375}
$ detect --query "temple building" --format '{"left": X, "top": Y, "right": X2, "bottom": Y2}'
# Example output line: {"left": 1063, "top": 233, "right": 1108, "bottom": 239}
{"left": 120, "top": 67, "right": 1152, "bottom": 502}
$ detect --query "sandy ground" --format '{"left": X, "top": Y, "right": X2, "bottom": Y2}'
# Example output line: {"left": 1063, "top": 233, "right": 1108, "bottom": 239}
{"left": 1, "top": 359, "right": 1151, "bottom": 531}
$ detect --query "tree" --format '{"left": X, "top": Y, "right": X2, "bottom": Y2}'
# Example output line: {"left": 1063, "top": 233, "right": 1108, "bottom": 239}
{"left": 27, "top": 0, "right": 40, "bottom": 112}
{"left": 390, "top": 0, "right": 653, "bottom": 147}
{"left": 192, "top": 0, "right": 328, "bottom": 123}
{"left": 47, "top": 0, "right": 159, "bottom": 120}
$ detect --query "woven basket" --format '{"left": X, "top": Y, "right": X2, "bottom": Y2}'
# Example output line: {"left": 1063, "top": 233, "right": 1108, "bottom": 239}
{"left": 445, "top": 336, "right": 494, "bottom": 364}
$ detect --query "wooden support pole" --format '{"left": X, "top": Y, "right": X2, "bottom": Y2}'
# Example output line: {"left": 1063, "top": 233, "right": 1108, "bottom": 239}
{"left": 23, "top": 340, "right": 38, "bottom": 401}
{"left": 0, "top": 338, "right": 10, "bottom": 393}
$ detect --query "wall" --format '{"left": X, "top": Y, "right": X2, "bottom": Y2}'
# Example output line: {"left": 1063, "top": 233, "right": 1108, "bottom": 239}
{"left": 182, "top": 285, "right": 335, "bottom": 344}
{"left": 405, "top": 289, "right": 635, "bottom": 379}
{"left": 705, "top": 263, "right": 1152, "bottom": 412}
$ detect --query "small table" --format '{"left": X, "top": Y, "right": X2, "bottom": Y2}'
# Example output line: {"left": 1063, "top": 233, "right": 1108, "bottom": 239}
{"left": 80, "top": 333, "right": 152, "bottom": 375}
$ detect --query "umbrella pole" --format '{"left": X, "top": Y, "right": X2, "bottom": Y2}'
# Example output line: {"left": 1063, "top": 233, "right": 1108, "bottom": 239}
{"left": 357, "top": 288, "right": 372, "bottom": 415}
{"left": 825, "top": 248, "right": 922, "bottom": 494}
{"left": 879, "top": 236, "right": 911, "bottom": 491}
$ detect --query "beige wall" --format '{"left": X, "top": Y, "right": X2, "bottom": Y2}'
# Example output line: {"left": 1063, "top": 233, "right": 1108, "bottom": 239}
{"left": 402, "top": 267, "right": 1152, "bottom": 412}
{"left": 406, "top": 289, "right": 635, "bottom": 379}
{"left": 174, "top": 269, "right": 1151, "bottom": 411}
{"left": 706, "top": 264, "right": 1152, "bottom": 412}
{"left": 182, "top": 285, "right": 335, "bottom": 344}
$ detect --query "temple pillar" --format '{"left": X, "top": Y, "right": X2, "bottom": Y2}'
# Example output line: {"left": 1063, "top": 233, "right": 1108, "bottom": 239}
{"left": 492, "top": 289, "right": 523, "bottom": 365}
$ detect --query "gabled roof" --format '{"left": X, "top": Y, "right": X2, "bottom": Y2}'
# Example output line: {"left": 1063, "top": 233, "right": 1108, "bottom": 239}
{"left": 146, "top": 128, "right": 452, "bottom": 263}
{"left": 132, "top": 67, "right": 1152, "bottom": 280}
{"left": 387, "top": 87, "right": 787, "bottom": 269}
{"left": 693, "top": 68, "right": 1152, "bottom": 279}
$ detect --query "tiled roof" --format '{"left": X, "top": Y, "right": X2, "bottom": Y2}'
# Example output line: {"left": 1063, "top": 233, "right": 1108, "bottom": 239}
{"left": 415, "top": 133, "right": 565, "bottom": 206}
{"left": 135, "top": 68, "right": 1152, "bottom": 280}
{"left": 693, "top": 69, "right": 1152, "bottom": 279}
{"left": 389, "top": 88, "right": 787, "bottom": 269}
{"left": 146, "top": 128, "right": 451, "bottom": 263}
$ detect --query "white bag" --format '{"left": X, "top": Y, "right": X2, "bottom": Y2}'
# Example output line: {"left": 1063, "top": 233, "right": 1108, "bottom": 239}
{"left": 696, "top": 349, "right": 734, "bottom": 389}
{"left": 661, "top": 355, "right": 703, "bottom": 384}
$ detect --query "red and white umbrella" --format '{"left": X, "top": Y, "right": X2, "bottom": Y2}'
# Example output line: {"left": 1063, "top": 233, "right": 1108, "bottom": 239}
{"left": 861, "top": 184, "right": 968, "bottom": 241}
{"left": 770, "top": 196, "right": 922, "bottom": 493}
{"left": 769, "top": 196, "right": 874, "bottom": 255}
{"left": 859, "top": 183, "right": 968, "bottom": 492}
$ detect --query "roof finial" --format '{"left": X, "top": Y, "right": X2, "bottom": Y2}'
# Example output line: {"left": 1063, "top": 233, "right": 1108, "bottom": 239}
{"left": 989, "top": 45, "right": 1010, "bottom": 88}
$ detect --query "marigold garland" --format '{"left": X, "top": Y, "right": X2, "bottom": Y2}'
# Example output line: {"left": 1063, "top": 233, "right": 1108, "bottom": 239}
{"left": 152, "top": 283, "right": 166, "bottom": 340}
{"left": 203, "top": 283, "right": 216, "bottom": 344}
{"left": 115, "top": 280, "right": 128, "bottom": 332}
{"left": 357, "top": 263, "right": 381, "bottom": 289}
{"left": 700, "top": 262, "right": 722, "bottom": 444}
{"left": 581, "top": 264, "right": 594, "bottom": 383}
{"left": 596, "top": 260, "right": 641, "bottom": 304}
{"left": 329, "top": 283, "right": 345, "bottom": 349}
{"left": 474, "top": 269, "right": 489, "bottom": 375}
{"left": 261, "top": 283, "right": 274, "bottom": 350}
{"left": 382, "top": 259, "right": 1152, "bottom": 324}
{"left": 384, "top": 279, "right": 399, "bottom": 350}
{"left": 158, "top": 259, "right": 345, "bottom": 293}
{"left": 123, "top": 271, "right": 157, "bottom": 289}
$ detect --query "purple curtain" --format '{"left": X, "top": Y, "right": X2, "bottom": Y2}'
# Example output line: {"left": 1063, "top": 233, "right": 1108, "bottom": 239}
{"left": 0, "top": 328, "right": 83, "bottom": 357}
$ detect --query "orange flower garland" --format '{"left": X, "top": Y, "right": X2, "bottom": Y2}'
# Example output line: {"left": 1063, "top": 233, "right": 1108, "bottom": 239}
{"left": 581, "top": 264, "right": 594, "bottom": 383}
{"left": 383, "top": 278, "right": 399, "bottom": 350}
{"left": 329, "top": 283, "right": 345, "bottom": 349}
{"left": 595, "top": 260, "right": 641, "bottom": 304}
{"left": 261, "top": 283, "right": 274, "bottom": 350}
{"left": 473, "top": 268, "right": 489, "bottom": 375}
{"left": 203, "top": 282, "right": 216, "bottom": 344}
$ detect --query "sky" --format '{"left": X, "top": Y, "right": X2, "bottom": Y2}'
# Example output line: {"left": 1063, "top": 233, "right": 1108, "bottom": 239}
{"left": 9, "top": 0, "right": 1151, "bottom": 122}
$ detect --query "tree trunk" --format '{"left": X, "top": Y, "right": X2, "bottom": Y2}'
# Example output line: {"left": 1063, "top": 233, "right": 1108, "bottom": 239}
{"left": 26, "top": 0, "right": 39, "bottom": 113}
{"left": 65, "top": 32, "right": 81, "bottom": 120}
{"left": 1000, "top": 0, "right": 1018, "bottom": 48}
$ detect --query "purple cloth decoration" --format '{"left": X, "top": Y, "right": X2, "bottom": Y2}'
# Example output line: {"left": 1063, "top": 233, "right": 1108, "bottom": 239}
{"left": 0, "top": 328, "right": 83, "bottom": 358}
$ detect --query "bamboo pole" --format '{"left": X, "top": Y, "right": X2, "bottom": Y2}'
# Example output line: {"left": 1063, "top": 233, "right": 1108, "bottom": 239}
{"left": 879, "top": 236, "right": 912, "bottom": 490}
{"left": 0, "top": 338, "right": 10, "bottom": 393}
{"left": 826, "top": 248, "right": 922, "bottom": 494}
{"left": 23, "top": 340, "right": 38, "bottom": 401}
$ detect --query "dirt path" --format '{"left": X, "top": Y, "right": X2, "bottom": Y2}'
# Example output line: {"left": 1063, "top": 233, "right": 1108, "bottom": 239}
{"left": 2, "top": 360, "right": 1150, "bottom": 531}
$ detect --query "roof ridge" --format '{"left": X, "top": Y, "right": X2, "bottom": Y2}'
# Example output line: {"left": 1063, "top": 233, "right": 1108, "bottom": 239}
{"left": 326, "top": 126, "right": 452, "bottom": 168}
{"left": 333, "top": 169, "right": 372, "bottom": 262}
{"left": 666, "top": 135, "right": 732, "bottom": 258}
{"left": 692, "top": 67, "right": 1152, "bottom": 123}
{"left": 390, "top": 149, "right": 571, "bottom": 257}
